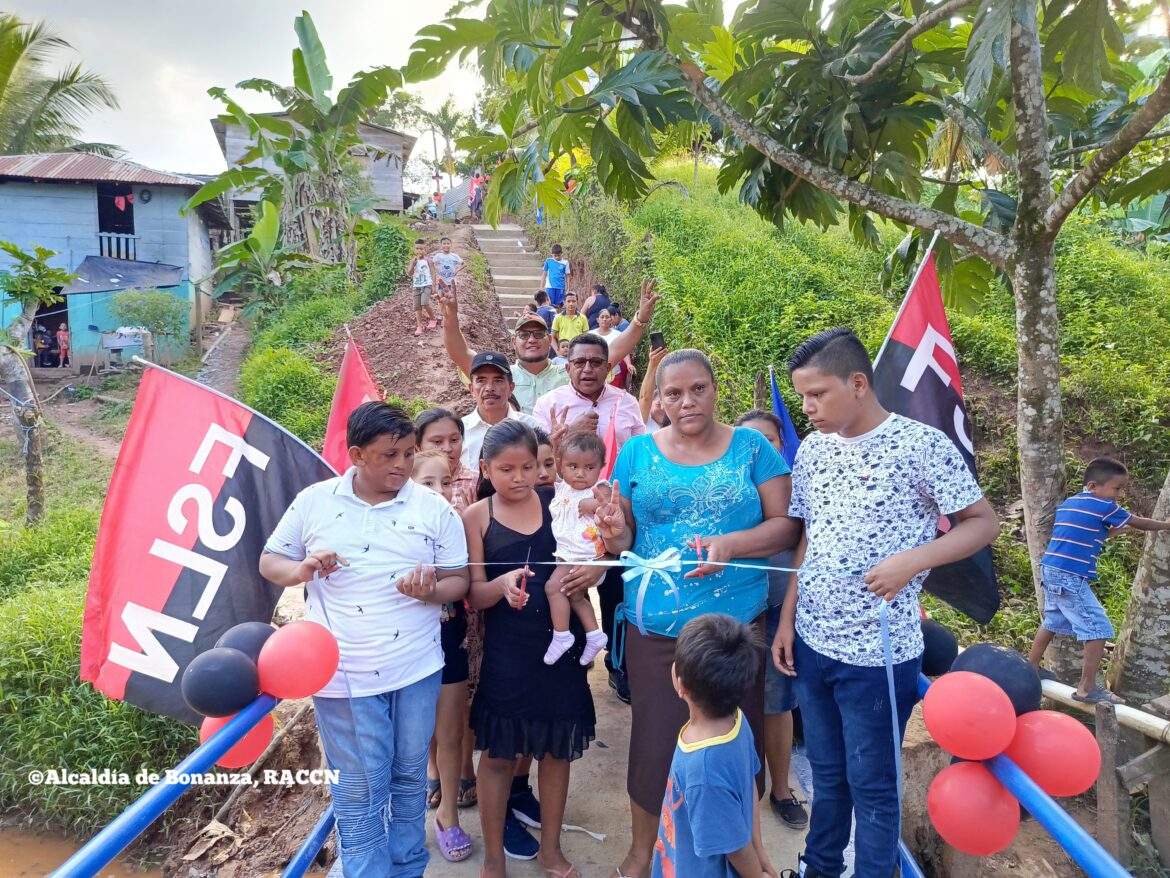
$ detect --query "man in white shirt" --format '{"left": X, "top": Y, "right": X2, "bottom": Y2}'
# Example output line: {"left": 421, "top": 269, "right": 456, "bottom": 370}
{"left": 260, "top": 402, "right": 469, "bottom": 878}
{"left": 460, "top": 351, "right": 540, "bottom": 469}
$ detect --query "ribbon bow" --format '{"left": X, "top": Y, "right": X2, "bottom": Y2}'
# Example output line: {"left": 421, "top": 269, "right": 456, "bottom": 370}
{"left": 620, "top": 548, "right": 683, "bottom": 636}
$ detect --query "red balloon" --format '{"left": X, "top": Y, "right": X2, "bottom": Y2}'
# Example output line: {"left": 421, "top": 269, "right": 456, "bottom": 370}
{"left": 257, "top": 621, "right": 340, "bottom": 699}
{"left": 1005, "top": 710, "right": 1101, "bottom": 797}
{"left": 200, "top": 713, "right": 274, "bottom": 769}
{"left": 928, "top": 762, "right": 1020, "bottom": 856}
{"left": 923, "top": 671, "right": 1017, "bottom": 759}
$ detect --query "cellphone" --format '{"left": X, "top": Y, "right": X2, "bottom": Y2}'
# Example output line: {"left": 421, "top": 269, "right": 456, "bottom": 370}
{"left": 650, "top": 332, "right": 665, "bottom": 350}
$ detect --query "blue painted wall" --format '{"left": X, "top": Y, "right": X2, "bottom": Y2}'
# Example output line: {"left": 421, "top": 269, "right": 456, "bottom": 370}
{"left": 0, "top": 181, "right": 97, "bottom": 272}
{"left": 0, "top": 180, "right": 197, "bottom": 276}
{"left": 67, "top": 281, "right": 192, "bottom": 365}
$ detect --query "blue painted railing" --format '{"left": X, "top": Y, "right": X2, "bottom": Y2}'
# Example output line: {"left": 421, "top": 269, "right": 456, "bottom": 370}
{"left": 51, "top": 676, "right": 1131, "bottom": 877}
{"left": 51, "top": 695, "right": 278, "bottom": 878}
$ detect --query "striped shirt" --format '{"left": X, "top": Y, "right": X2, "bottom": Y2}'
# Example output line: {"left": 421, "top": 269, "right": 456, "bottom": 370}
{"left": 1042, "top": 492, "right": 1132, "bottom": 579}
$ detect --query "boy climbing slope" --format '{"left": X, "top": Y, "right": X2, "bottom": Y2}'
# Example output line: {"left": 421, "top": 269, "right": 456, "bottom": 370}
{"left": 1029, "top": 457, "right": 1170, "bottom": 704}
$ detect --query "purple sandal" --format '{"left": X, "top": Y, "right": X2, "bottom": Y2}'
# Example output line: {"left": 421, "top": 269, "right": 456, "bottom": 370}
{"left": 435, "top": 817, "right": 473, "bottom": 862}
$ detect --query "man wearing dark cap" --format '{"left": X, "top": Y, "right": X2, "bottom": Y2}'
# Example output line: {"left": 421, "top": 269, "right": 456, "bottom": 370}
{"left": 460, "top": 351, "right": 540, "bottom": 469}
{"left": 435, "top": 280, "right": 662, "bottom": 414}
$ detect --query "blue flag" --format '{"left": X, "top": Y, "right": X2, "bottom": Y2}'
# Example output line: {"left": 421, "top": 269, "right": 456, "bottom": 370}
{"left": 769, "top": 367, "right": 802, "bottom": 468}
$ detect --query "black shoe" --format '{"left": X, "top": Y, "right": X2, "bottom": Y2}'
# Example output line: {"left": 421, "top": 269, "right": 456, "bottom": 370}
{"left": 503, "top": 812, "right": 539, "bottom": 860}
{"left": 609, "top": 669, "right": 631, "bottom": 704}
{"left": 770, "top": 790, "right": 809, "bottom": 829}
{"left": 797, "top": 856, "right": 835, "bottom": 878}
{"left": 509, "top": 783, "right": 541, "bottom": 828}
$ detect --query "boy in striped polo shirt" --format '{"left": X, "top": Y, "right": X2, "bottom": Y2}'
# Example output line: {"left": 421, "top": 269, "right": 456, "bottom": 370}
{"left": 1029, "top": 457, "right": 1170, "bottom": 704}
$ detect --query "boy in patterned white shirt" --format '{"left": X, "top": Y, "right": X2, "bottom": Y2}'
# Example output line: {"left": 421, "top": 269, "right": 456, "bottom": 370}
{"left": 772, "top": 327, "right": 998, "bottom": 878}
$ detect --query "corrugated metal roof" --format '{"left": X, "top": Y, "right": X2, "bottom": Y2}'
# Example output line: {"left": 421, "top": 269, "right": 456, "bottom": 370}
{"left": 62, "top": 255, "right": 184, "bottom": 295}
{"left": 0, "top": 153, "right": 204, "bottom": 186}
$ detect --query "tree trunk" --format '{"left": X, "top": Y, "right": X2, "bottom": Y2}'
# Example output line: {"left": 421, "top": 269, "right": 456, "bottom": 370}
{"left": 1010, "top": 242, "right": 1075, "bottom": 674}
{"left": 2, "top": 301, "right": 47, "bottom": 524}
{"left": 1109, "top": 468, "right": 1170, "bottom": 703}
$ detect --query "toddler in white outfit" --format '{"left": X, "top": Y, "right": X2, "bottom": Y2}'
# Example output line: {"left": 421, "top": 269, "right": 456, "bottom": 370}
{"left": 545, "top": 431, "right": 610, "bottom": 665}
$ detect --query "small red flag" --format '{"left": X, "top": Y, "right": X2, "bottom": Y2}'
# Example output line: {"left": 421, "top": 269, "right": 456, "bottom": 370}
{"left": 600, "top": 401, "right": 620, "bottom": 481}
{"left": 323, "top": 337, "right": 381, "bottom": 473}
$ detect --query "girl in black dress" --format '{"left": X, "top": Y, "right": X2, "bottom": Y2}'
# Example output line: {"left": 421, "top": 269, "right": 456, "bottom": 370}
{"left": 463, "top": 421, "right": 597, "bottom": 878}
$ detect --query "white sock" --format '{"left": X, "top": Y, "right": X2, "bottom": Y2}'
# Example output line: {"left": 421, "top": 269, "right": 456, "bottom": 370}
{"left": 543, "top": 629, "right": 575, "bottom": 665}
{"left": 579, "top": 629, "right": 608, "bottom": 666}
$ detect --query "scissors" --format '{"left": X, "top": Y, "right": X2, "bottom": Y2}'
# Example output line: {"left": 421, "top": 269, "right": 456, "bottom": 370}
{"left": 517, "top": 546, "right": 532, "bottom": 608}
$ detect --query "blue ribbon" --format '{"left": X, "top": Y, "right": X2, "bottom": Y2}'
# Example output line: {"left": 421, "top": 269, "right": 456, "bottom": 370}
{"left": 619, "top": 548, "right": 683, "bottom": 636}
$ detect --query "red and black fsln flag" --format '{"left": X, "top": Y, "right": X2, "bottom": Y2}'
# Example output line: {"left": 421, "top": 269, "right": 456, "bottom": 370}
{"left": 872, "top": 253, "right": 1000, "bottom": 624}
{"left": 81, "top": 367, "right": 335, "bottom": 724}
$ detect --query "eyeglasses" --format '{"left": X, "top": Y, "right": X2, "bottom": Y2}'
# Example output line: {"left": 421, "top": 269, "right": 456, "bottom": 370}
{"left": 515, "top": 330, "right": 548, "bottom": 341}
{"left": 568, "top": 357, "right": 607, "bottom": 369}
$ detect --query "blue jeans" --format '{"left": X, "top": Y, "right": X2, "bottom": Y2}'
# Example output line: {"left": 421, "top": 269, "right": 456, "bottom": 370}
{"left": 794, "top": 634, "right": 919, "bottom": 878}
{"left": 313, "top": 671, "right": 442, "bottom": 878}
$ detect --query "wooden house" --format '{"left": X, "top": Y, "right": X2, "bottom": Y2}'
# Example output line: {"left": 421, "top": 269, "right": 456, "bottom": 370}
{"left": 0, "top": 152, "right": 230, "bottom": 368}
{"left": 210, "top": 113, "right": 417, "bottom": 218}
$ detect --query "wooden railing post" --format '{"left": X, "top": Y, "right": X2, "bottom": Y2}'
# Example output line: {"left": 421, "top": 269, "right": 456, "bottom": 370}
{"left": 1096, "top": 702, "right": 1132, "bottom": 865}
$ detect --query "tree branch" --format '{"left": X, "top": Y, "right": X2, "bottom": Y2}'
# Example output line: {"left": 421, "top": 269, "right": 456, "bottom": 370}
{"left": 937, "top": 98, "right": 1018, "bottom": 174}
{"left": 678, "top": 64, "right": 1011, "bottom": 267}
{"left": 1046, "top": 66, "right": 1170, "bottom": 234}
{"left": 840, "top": 0, "right": 976, "bottom": 86}
{"left": 1050, "top": 126, "right": 1170, "bottom": 161}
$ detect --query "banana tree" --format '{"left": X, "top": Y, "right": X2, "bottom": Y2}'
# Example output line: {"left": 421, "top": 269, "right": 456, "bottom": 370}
{"left": 186, "top": 11, "right": 403, "bottom": 279}
{"left": 204, "top": 201, "right": 315, "bottom": 320}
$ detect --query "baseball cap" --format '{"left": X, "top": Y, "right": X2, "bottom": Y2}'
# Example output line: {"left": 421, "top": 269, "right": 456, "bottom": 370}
{"left": 470, "top": 351, "right": 511, "bottom": 377}
{"left": 515, "top": 313, "right": 550, "bottom": 332}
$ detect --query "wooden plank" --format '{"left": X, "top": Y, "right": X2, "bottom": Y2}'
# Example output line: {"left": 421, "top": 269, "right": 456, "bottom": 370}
{"left": 1096, "top": 702, "right": 1132, "bottom": 865}
{"left": 1118, "top": 743, "right": 1170, "bottom": 792}
{"left": 1151, "top": 771, "right": 1170, "bottom": 868}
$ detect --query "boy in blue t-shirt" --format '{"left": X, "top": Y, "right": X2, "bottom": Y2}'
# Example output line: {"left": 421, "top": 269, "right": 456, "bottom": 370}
{"left": 541, "top": 243, "right": 571, "bottom": 309}
{"left": 652, "top": 614, "right": 774, "bottom": 878}
{"left": 1029, "top": 457, "right": 1170, "bottom": 704}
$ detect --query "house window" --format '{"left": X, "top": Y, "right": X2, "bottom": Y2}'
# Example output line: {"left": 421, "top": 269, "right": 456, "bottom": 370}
{"left": 97, "top": 182, "right": 136, "bottom": 259}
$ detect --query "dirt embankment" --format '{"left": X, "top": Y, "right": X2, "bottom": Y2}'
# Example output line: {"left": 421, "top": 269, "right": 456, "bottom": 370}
{"left": 321, "top": 222, "right": 511, "bottom": 415}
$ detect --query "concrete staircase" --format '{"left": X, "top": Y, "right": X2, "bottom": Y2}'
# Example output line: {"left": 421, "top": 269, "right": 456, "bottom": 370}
{"left": 471, "top": 223, "right": 544, "bottom": 329}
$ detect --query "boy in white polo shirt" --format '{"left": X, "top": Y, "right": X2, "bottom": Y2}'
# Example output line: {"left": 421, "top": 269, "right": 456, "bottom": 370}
{"left": 261, "top": 402, "right": 469, "bottom": 878}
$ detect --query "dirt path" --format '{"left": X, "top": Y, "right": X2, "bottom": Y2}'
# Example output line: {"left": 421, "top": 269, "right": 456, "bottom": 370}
{"left": 44, "top": 397, "right": 122, "bottom": 459}
{"left": 197, "top": 324, "right": 252, "bottom": 397}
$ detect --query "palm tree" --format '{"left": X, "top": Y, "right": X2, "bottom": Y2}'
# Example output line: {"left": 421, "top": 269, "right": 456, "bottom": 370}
{"left": 0, "top": 15, "right": 120, "bottom": 156}
{"left": 424, "top": 96, "right": 465, "bottom": 188}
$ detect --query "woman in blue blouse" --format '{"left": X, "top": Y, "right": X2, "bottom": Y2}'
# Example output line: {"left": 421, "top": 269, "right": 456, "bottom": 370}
{"left": 592, "top": 349, "right": 801, "bottom": 878}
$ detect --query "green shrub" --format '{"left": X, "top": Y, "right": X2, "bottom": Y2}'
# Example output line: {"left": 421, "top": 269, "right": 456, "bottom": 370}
{"left": 0, "top": 583, "right": 198, "bottom": 833}
{"left": 626, "top": 180, "right": 893, "bottom": 420}
{"left": 238, "top": 348, "right": 335, "bottom": 446}
{"left": 359, "top": 224, "right": 411, "bottom": 306}
{"left": 110, "top": 288, "right": 188, "bottom": 339}
{"left": 253, "top": 290, "right": 363, "bottom": 355}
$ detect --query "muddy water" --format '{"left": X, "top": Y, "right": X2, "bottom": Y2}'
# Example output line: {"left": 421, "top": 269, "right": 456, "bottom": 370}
{"left": 0, "top": 826, "right": 162, "bottom": 877}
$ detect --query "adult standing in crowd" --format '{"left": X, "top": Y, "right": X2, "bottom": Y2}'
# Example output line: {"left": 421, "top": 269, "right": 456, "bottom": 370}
{"left": 594, "top": 309, "right": 634, "bottom": 389}
{"left": 592, "top": 349, "right": 801, "bottom": 878}
{"left": 436, "top": 279, "right": 660, "bottom": 414}
{"left": 582, "top": 283, "right": 612, "bottom": 330}
{"left": 460, "top": 352, "right": 540, "bottom": 469}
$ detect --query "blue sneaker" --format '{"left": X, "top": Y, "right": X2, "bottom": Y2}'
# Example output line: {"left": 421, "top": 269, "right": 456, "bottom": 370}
{"left": 509, "top": 783, "right": 542, "bottom": 828}
{"left": 503, "top": 812, "right": 539, "bottom": 860}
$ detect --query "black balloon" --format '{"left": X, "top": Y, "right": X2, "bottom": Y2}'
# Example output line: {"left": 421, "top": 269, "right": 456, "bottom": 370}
{"left": 181, "top": 647, "right": 260, "bottom": 717}
{"left": 952, "top": 643, "right": 1042, "bottom": 716}
{"left": 216, "top": 622, "right": 277, "bottom": 663}
{"left": 922, "top": 620, "right": 959, "bottom": 676}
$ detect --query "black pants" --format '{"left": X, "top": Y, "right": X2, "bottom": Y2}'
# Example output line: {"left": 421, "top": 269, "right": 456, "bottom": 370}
{"left": 599, "top": 566, "right": 625, "bottom": 673}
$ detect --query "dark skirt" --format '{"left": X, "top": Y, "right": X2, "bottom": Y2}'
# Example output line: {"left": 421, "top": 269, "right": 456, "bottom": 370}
{"left": 625, "top": 616, "right": 766, "bottom": 814}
